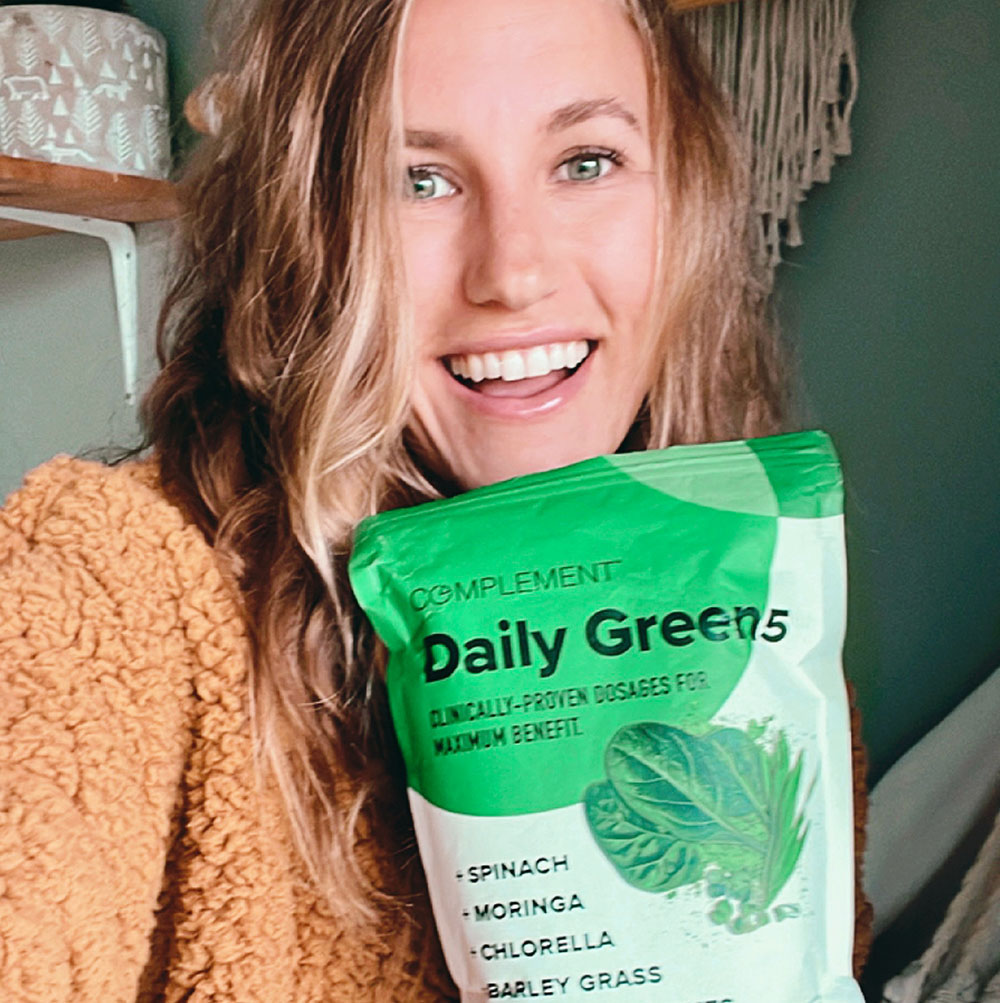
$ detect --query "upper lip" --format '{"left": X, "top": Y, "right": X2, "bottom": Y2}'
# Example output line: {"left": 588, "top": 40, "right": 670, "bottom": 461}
{"left": 437, "top": 328, "right": 597, "bottom": 358}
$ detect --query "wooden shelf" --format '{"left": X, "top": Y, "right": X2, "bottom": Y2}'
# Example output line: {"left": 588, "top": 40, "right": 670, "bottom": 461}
{"left": 0, "top": 155, "right": 179, "bottom": 240}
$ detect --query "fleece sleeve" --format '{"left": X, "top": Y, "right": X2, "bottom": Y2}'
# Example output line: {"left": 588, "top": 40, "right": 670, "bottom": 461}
{"left": 0, "top": 458, "right": 198, "bottom": 1002}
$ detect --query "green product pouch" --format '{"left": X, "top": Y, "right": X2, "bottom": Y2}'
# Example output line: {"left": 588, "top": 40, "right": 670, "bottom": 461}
{"left": 350, "top": 431, "right": 864, "bottom": 1003}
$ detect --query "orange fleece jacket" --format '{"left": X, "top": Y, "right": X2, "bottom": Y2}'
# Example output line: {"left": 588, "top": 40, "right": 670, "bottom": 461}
{"left": 0, "top": 457, "right": 455, "bottom": 1002}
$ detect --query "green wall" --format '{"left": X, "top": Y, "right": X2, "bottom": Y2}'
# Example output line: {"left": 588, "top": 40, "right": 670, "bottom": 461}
{"left": 128, "top": 0, "right": 212, "bottom": 155}
{"left": 0, "top": 225, "right": 168, "bottom": 500}
{"left": 776, "top": 0, "right": 1000, "bottom": 779}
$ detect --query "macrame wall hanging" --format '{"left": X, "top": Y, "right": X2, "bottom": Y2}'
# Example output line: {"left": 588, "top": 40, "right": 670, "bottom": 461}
{"left": 678, "top": 0, "right": 858, "bottom": 276}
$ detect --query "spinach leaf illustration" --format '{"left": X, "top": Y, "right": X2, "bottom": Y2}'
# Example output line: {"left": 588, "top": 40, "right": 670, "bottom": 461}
{"left": 584, "top": 780, "right": 704, "bottom": 894}
{"left": 605, "top": 722, "right": 769, "bottom": 852}
{"left": 586, "top": 721, "right": 812, "bottom": 933}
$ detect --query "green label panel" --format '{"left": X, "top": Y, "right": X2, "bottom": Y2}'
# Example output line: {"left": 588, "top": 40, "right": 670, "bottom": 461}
{"left": 349, "top": 432, "right": 842, "bottom": 816}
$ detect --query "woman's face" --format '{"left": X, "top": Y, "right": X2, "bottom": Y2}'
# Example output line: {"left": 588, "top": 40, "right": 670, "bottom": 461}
{"left": 399, "top": 0, "right": 659, "bottom": 488}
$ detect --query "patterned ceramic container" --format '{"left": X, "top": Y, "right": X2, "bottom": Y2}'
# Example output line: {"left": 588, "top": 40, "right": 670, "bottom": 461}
{"left": 0, "top": 5, "right": 170, "bottom": 178}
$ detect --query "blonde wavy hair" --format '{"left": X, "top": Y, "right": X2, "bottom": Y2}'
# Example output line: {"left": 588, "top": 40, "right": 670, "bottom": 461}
{"left": 143, "top": 0, "right": 784, "bottom": 924}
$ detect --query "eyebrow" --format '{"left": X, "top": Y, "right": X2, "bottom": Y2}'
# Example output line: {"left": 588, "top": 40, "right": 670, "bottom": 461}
{"left": 404, "top": 97, "right": 642, "bottom": 150}
{"left": 546, "top": 98, "right": 640, "bottom": 135}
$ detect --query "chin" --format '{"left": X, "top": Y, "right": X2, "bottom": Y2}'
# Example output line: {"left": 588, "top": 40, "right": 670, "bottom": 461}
{"left": 449, "top": 435, "right": 619, "bottom": 490}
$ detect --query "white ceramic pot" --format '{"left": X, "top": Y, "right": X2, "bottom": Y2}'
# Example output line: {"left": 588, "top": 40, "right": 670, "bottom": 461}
{"left": 0, "top": 4, "right": 170, "bottom": 178}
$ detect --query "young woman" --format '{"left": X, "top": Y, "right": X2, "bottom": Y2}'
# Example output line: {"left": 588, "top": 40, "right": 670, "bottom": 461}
{"left": 0, "top": 0, "right": 828, "bottom": 999}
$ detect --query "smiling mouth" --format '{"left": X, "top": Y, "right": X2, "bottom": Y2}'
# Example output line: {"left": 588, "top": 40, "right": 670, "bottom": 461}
{"left": 443, "top": 339, "right": 594, "bottom": 398}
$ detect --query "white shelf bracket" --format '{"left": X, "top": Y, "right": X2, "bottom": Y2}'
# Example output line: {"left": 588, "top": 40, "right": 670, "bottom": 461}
{"left": 0, "top": 206, "right": 139, "bottom": 404}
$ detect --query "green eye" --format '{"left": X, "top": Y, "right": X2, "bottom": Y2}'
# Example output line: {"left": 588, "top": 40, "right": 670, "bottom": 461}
{"left": 561, "top": 150, "right": 619, "bottom": 183}
{"left": 407, "top": 168, "right": 456, "bottom": 200}
{"left": 568, "top": 157, "right": 603, "bottom": 181}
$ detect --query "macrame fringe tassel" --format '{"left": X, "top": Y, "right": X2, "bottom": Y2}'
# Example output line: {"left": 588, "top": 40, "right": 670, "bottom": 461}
{"left": 683, "top": 0, "right": 858, "bottom": 273}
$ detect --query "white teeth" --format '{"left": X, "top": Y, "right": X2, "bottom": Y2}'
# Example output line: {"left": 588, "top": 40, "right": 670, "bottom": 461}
{"left": 526, "top": 345, "right": 550, "bottom": 378}
{"left": 447, "top": 339, "right": 591, "bottom": 384}
{"left": 500, "top": 350, "right": 527, "bottom": 382}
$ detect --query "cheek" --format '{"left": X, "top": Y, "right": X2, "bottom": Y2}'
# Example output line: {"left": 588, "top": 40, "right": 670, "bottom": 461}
{"left": 400, "top": 219, "right": 459, "bottom": 346}
{"left": 567, "top": 186, "right": 658, "bottom": 325}
{"left": 577, "top": 190, "right": 661, "bottom": 416}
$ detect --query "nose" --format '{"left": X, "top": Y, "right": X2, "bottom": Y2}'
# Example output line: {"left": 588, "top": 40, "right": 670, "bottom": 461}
{"left": 462, "top": 195, "right": 557, "bottom": 312}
